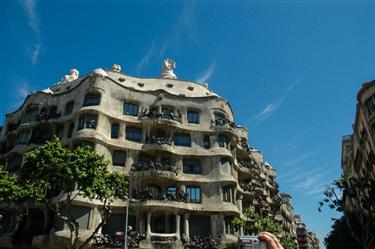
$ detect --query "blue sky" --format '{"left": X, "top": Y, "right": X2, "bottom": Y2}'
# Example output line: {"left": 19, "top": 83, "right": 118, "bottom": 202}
{"left": 0, "top": 1, "right": 374, "bottom": 247}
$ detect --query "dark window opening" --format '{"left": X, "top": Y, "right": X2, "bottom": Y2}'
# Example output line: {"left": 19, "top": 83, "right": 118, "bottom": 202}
{"left": 218, "top": 135, "right": 229, "bottom": 148}
{"left": 174, "top": 133, "right": 191, "bottom": 147}
{"left": 16, "top": 130, "right": 30, "bottom": 145}
{"left": 126, "top": 127, "right": 142, "bottom": 142}
{"left": 112, "top": 150, "right": 126, "bottom": 166}
{"left": 187, "top": 111, "right": 199, "bottom": 124}
{"left": 123, "top": 103, "right": 139, "bottom": 116}
{"left": 83, "top": 93, "right": 101, "bottom": 106}
{"left": 78, "top": 114, "right": 98, "bottom": 130}
{"left": 111, "top": 123, "right": 119, "bottom": 138}
{"left": 65, "top": 101, "right": 74, "bottom": 115}
{"left": 183, "top": 158, "right": 202, "bottom": 174}
{"left": 203, "top": 135, "right": 210, "bottom": 149}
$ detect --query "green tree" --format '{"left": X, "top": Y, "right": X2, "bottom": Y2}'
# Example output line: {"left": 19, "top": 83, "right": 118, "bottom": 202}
{"left": 319, "top": 175, "right": 375, "bottom": 249}
{"left": 233, "top": 208, "right": 297, "bottom": 249}
{"left": 0, "top": 138, "right": 128, "bottom": 249}
{"left": 324, "top": 215, "right": 361, "bottom": 249}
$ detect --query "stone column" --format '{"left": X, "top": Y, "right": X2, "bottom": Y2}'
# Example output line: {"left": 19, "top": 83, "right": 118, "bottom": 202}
{"left": 146, "top": 213, "right": 152, "bottom": 239}
{"left": 184, "top": 214, "right": 190, "bottom": 238}
{"left": 165, "top": 214, "right": 170, "bottom": 233}
{"left": 175, "top": 214, "right": 181, "bottom": 239}
{"left": 210, "top": 215, "right": 218, "bottom": 235}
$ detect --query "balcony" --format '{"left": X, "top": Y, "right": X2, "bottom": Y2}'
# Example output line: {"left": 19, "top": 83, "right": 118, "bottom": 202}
{"left": 141, "top": 109, "right": 182, "bottom": 123}
{"left": 131, "top": 160, "right": 177, "bottom": 174}
{"left": 133, "top": 189, "right": 188, "bottom": 202}
{"left": 146, "top": 135, "right": 172, "bottom": 146}
{"left": 211, "top": 118, "right": 235, "bottom": 133}
{"left": 37, "top": 110, "right": 61, "bottom": 121}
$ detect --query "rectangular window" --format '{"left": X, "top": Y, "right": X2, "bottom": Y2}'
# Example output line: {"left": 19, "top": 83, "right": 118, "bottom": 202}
{"left": 187, "top": 111, "right": 199, "bottom": 124}
{"left": 203, "top": 136, "right": 210, "bottom": 149}
{"left": 167, "top": 186, "right": 177, "bottom": 197}
{"left": 65, "top": 101, "right": 74, "bottom": 115}
{"left": 22, "top": 109, "right": 38, "bottom": 123}
{"left": 111, "top": 123, "right": 119, "bottom": 138}
{"left": 183, "top": 159, "right": 201, "bottom": 174}
{"left": 83, "top": 94, "right": 101, "bottom": 106}
{"left": 186, "top": 186, "right": 201, "bottom": 203}
{"left": 112, "top": 150, "right": 126, "bottom": 166}
{"left": 365, "top": 95, "right": 375, "bottom": 115}
{"left": 222, "top": 186, "right": 232, "bottom": 202}
{"left": 174, "top": 133, "right": 191, "bottom": 147}
{"left": 78, "top": 114, "right": 98, "bottom": 130}
{"left": 126, "top": 127, "right": 142, "bottom": 142}
{"left": 218, "top": 135, "right": 228, "bottom": 148}
{"left": 56, "top": 125, "right": 65, "bottom": 139}
{"left": 67, "top": 122, "right": 74, "bottom": 138}
{"left": 16, "top": 130, "right": 30, "bottom": 145}
{"left": 123, "top": 103, "right": 139, "bottom": 116}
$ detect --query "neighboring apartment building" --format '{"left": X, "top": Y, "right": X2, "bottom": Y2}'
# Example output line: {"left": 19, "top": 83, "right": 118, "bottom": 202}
{"left": 295, "top": 215, "right": 319, "bottom": 249}
{"left": 341, "top": 79, "right": 375, "bottom": 213}
{"left": 0, "top": 61, "right": 298, "bottom": 249}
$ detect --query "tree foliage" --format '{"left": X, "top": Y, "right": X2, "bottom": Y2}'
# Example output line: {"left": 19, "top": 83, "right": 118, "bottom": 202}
{"left": 233, "top": 208, "right": 297, "bottom": 249}
{"left": 324, "top": 215, "right": 362, "bottom": 249}
{"left": 319, "top": 175, "right": 375, "bottom": 249}
{"left": 0, "top": 138, "right": 128, "bottom": 249}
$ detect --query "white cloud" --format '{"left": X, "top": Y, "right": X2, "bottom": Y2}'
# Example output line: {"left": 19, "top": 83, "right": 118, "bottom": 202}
{"left": 284, "top": 151, "right": 317, "bottom": 166}
{"left": 196, "top": 59, "right": 216, "bottom": 83}
{"left": 249, "top": 72, "right": 307, "bottom": 126}
{"left": 135, "top": 42, "right": 156, "bottom": 73}
{"left": 22, "top": 0, "right": 42, "bottom": 64}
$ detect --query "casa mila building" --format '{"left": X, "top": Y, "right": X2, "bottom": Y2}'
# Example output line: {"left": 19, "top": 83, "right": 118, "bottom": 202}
{"left": 0, "top": 60, "right": 298, "bottom": 249}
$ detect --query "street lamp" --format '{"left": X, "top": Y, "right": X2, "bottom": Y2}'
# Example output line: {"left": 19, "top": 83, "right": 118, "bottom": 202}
{"left": 124, "top": 197, "right": 137, "bottom": 249}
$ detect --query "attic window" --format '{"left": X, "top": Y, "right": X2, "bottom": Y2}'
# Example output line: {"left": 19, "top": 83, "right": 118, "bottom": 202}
{"left": 66, "top": 86, "right": 71, "bottom": 90}
{"left": 179, "top": 94, "right": 186, "bottom": 97}
{"left": 166, "top": 83, "right": 174, "bottom": 88}
{"left": 206, "top": 92, "right": 210, "bottom": 95}
{"left": 119, "top": 78, "right": 125, "bottom": 82}
{"left": 187, "top": 86, "right": 194, "bottom": 91}
{"left": 138, "top": 83, "right": 144, "bottom": 87}
{"left": 55, "top": 88, "right": 60, "bottom": 92}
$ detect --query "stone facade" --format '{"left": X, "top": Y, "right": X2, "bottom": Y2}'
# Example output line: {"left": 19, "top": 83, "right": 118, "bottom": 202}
{"left": 0, "top": 64, "right": 298, "bottom": 249}
{"left": 341, "top": 79, "right": 375, "bottom": 213}
{"left": 294, "top": 215, "right": 319, "bottom": 249}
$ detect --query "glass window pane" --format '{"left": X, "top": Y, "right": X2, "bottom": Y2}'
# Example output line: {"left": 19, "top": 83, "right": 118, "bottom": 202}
{"left": 174, "top": 133, "right": 191, "bottom": 147}
{"left": 126, "top": 127, "right": 142, "bottom": 142}
{"left": 113, "top": 150, "right": 126, "bottom": 166}
{"left": 83, "top": 94, "right": 101, "bottom": 106}
{"left": 65, "top": 101, "right": 74, "bottom": 115}
{"left": 111, "top": 123, "right": 119, "bottom": 138}
{"left": 187, "top": 111, "right": 199, "bottom": 124}
{"left": 123, "top": 103, "right": 139, "bottom": 116}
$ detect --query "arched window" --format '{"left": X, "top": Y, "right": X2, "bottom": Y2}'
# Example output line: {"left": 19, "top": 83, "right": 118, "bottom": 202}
{"left": 218, "top": 135, "right": 228, "bottom": 148}
{"left": 65, "top": 101, "right": 75, "bottom": 115}
{"left": 22, "top": 107, "right": 38, "bottom": 123}
{"left": 78, "top": 114, "right": 98, "bottom": 130}
{"left": 83, "top": 92, "right": 101, "bottom": 106}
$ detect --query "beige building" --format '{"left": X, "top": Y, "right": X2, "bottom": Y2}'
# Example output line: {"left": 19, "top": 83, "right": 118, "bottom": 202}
{"left": 0, "top": 61, "right": 296, "bottom": 249}
{"left": 295, "top": 215, "right": 319, "bottom": 249}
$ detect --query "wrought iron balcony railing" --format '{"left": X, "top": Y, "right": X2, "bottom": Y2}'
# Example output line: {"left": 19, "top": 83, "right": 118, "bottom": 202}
{"left": 132, "top": 189, "right": 188, "bottom": 202}
{"left": 131, "top": 160, "right": 177, "bottom": 173}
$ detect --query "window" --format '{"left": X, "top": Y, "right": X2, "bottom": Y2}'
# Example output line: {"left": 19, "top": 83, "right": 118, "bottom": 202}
{"left": 22, "top": 108, "right": 38, "bottom": 123}
{"left": 187, "top": 110, "right": 199, "bottom": 124}
{"left": 67, "top": 122, "right": 74, "bottom": 138}
{"left": 126, "top": 127, "right": 142, "bottom": 142}
{"left": 78, "top": 114, "right": 98, "bottom": 130}
{"left": 56, "top": 125, "right": 65, "bottom": 139}
{"left": 167, "top": 186, "right": 177, "bottom": 197}
{"left": 111, "top": 123, "right": 119, "bottom": 138}
{"left": 221, "top": 157, "right": 230, "bottom": 165}
{"left": 183, "top": 158, "right": 201, "bottom": 174}
{"left": 203, "top": 136, "right": 210, "bottom": 149}
{"left": 83, "top": 93, "right": 101, "bottom": 106}
{"left": 222, "top": 186, "right": 232, "bottom": 202}
{"left": 123, "top": 103, "right": 139, "bottom": 116}
{"left": 6, "top": 155, "right": 22, "bottom": 172}
{"left": 174, "top": 133, "right": 191, "bottom": 147}
{"left": 112, "top": 150, "right": 126, "bottom": 166}
{"left": 218, "top": 135, "right": 228, "bottom": 148}
{"left": 365, "top": 94, "right": 375, "bottom": 115}
{"left": 186, "top": 186, "right": 201, "bottom": 203}
{"left": 16, "top": 130, "right": 30, "bottom": 145}
{"left": 65, "top": 101, "right": 74, "bottom": 115}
